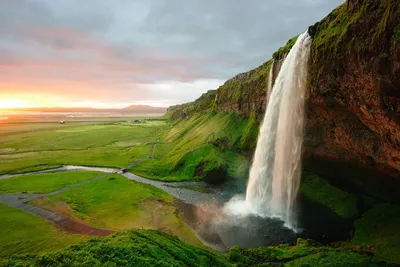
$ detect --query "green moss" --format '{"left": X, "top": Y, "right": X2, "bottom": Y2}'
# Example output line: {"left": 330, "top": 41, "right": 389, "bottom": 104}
{"left": 352, "top": 204, "right": 400, "bottom": 264}
{"left": 227, "top": 238, "right": 387, "bottom": 266}
{"left": 392, "top": 24, "right": 400, "bottom": 45}
{"left": 300, "top": 172, "right": 358, "bottom": 219}
{"left": 308, "top": 0, "right": 400, "bottom": 94}
{"left": 273, "top": 35, "right": 299, "bottom": 59}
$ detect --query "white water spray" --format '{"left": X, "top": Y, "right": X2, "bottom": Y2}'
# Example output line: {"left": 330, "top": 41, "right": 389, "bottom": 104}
{"left": 226, "top": 32, "right": 311, "bottom": 230}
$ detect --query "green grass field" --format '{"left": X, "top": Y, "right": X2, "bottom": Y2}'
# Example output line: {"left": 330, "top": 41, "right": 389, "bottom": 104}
{"left": 0, "top": 120, "right": 168, "bottom": 174}
{"left": 0, "top": 202, "right": 88, "bottom": 257}
{"left": 35, "top": 175, "right": 203, "bottom": 247}
{"left": 0, "top": 171, "right": 102, "bottom": 194}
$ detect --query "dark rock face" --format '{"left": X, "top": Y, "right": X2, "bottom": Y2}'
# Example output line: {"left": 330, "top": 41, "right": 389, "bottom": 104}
{"left": 215, "top": 60, "right": 272, "bottom": 118}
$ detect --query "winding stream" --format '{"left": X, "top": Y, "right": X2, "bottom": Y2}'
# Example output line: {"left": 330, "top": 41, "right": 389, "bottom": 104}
{"left": 0, "top": 165, "right": 352, "bottom": 252}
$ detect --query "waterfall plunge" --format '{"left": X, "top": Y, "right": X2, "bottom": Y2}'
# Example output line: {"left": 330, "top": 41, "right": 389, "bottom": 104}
{"left": 225, "top": 32, "right": 311, "bottom": 230}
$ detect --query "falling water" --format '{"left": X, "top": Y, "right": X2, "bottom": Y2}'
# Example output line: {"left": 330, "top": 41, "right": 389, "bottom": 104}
{"left": 225, "top": 32, "right": 311, "bottom": 230}
{"left": 246, "top": 32, "right": 311, "bottom": 229}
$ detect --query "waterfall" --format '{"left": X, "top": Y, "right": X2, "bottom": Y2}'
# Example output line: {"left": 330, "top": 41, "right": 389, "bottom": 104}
{"left": 225, "top": 32, "right": 311, "bottom": 230}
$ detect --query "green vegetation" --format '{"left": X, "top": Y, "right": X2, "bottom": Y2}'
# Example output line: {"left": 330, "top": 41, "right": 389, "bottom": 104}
{"left": 300, "top": 172, "right": 358, "bottom": 219}
{"left": 273, "top": 35, "right": 299, "bottom": 59}
{"left": 0, "top": 230, "right": 227, "bottom": 267}
{"left": 227, "top": 238, "right": 388, "bottom": 266}
{"left": 0, "top": 122, "right": 168, "bottom": 174}
{"left": 1, "top": 231, "right": 392, "bottom": 267}
{"left": 0, "top": 171, "right": 102, "bottom": 194}
{"left": 36, "top": 175, "right": 202, "bottom": 247}
{"left": 352, "top": 204, "right": 400, "bottom": 264}
{"left": 0, "top": 203, "right": 87, "bottom": 257}
{"left": 393, "top": 24, "right": 400, "bottom": 45}
{"left": 130, "top": 112, "right": 252, "bottom": 182}
{"left": 308, "top": 0, "right": 400, "bottom": 93}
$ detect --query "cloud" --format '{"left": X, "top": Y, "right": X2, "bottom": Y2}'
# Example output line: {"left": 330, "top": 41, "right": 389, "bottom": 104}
{"left": 0, "top": 0, "right": 344, "bottom": 107}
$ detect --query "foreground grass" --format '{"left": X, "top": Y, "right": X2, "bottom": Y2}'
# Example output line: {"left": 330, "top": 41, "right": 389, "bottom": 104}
{"left": 352, "top": 204, "right": 400, "bottom": 264}
{"left": 0, "top": 171, "right": 102, "bottom": 194}
{"left": 0, "top": 203, "right": 88, "bottom": 257}
{"left": 36, "top": 175, "right": 203, "bottom": 247}
{"left": 1, "top": 230, "right": 227, "bottom": 267}
{"left": 1, "top": 230, "right": 390, "bottom": 267}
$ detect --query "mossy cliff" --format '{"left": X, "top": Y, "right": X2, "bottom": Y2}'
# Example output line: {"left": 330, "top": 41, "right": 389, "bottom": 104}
{"left": 166, "top": 0, "right": 400, "bottom": 203}
{"left": 304, "top": 0, "right": 400, "bottom": 203}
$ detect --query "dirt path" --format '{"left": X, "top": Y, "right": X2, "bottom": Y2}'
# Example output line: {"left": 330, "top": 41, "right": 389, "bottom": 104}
{"left": 151, "top": 202, "right": 164, "bottom": 228}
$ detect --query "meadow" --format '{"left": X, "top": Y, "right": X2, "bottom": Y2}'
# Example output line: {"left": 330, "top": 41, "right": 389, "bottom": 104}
{"left": 0, "top": 202, "right": 88, "bottom": 257}
{"left": 0, "top": 116, "right": 204, "bottom": 257}
{"left": 0, "top": 119, "right": 168, "bottom": 174}
{"left": 33, "top": 174, "right": 203, "bottom": 247}
{"left": 0, "top": 171, "right": 102, "bottom": 194}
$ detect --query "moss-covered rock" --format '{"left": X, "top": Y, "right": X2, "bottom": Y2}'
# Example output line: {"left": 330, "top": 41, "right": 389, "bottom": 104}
{"left": 300, "top": 172, "right": 359, "bottom": 219}
{"left": 226, "top": 238, "right": 390, "bottom": 267}
{"left": 352, "top": 204, "right": 400, "bottom": 264}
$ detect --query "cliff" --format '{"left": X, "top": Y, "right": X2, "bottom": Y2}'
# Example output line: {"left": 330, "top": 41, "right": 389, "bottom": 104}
{"left": 304, "top": 0, "right": 400, "bottom": 202}
{"left": 166, "top": 0, "right": 400, "bottom": 202}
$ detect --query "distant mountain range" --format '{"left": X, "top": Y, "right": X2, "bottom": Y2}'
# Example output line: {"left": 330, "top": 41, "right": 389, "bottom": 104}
{"left": 3, "top": 105, "right": 167, "bottom": 114}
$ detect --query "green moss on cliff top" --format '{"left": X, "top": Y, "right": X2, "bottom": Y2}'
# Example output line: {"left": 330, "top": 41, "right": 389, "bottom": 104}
{"left": 273, "top": 35, "right": 299, "bottom": 60}
{"left": 308, "top": 0, "right": 400, "bottom": 93}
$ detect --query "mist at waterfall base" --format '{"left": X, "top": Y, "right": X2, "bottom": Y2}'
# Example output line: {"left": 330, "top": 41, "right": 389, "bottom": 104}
{"left": 183, "top": 32, "right": 352, "bottom": 251}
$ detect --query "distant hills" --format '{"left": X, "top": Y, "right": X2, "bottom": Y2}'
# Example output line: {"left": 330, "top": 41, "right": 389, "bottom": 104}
{"left": 122, "top": 105, "right": 167, "bottom": 113}
{"left": 3, "top": 105, "right": 167, "bottom": 114}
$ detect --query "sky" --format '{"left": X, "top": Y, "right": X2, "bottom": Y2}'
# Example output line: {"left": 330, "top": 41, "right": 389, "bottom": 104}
{"left": 0, "top": 0, "right": 344, "bottom": 108}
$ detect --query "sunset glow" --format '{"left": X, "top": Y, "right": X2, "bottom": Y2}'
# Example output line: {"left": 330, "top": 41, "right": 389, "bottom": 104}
{"left": 0, "top": 99, "right": 34, "bottom": 109}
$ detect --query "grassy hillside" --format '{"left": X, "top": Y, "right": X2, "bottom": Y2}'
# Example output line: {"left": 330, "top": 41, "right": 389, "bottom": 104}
{"left": 1, "top": 230, "right": 392, "bottom": 267}
{"left": 130, "top": 112, "right": 256, "bottom": 182}
{"left": 0, "top": 230, "right": 227, "bottom": 267}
